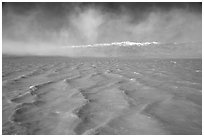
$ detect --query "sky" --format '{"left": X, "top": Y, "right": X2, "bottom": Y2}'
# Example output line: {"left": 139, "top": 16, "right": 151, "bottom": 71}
{"left": 2, "top": 2, "right": 202, "bottom": 57}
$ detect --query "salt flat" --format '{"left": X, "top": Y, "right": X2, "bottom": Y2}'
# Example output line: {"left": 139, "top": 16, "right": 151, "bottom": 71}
{"left": 2, "top": 56, "right": 202, "bottom": 135}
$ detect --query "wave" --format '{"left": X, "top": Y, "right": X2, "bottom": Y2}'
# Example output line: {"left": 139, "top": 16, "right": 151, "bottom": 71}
{"left": 67, "top": 41, "right": 160, "bottom": 48}
{"left": 11, "top": 81, "right": 54, "bottom": 104}
{"left": 60, "top": 41, "right": 200, "bottom": 48}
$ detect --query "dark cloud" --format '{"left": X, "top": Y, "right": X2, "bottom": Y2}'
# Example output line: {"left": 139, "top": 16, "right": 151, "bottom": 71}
{"left": 3, "top": 2, "right": 201, "bottom": 16}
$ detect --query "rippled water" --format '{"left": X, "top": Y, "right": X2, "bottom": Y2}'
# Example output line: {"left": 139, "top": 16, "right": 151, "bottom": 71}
{"left": 2, "top": 56, "right": 202, "bottom": 135}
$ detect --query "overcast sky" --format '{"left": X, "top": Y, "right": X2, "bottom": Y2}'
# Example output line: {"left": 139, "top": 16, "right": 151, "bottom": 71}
{"left": 2, "top": 2, "right": 202, "bottom": 56}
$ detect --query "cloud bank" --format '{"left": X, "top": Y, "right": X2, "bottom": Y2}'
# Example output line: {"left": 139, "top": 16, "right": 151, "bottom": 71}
{"left": 2, "top": 2, "right": 202, "bottom": 57}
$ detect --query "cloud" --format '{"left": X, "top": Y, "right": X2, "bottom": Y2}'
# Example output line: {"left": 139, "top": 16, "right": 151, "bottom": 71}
{"left": 70, "top": 8, "right": 104, "bottom": 44}
{"left": 2, "top": 2, "right": 202, "bottom": 57}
